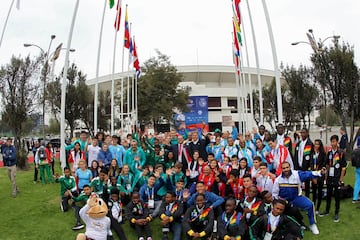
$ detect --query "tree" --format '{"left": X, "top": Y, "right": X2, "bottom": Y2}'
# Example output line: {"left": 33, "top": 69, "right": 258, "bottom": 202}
{"left": 252, "top": 79, "right": 298, "bottom": 131}
{"left": 47, "top": 63, "right": 93, "bottom": 137}
{"left": 282, "top": 65, "right": 319, "bottom": 129}
{"left": 97, "top": 90, "right": 111, "bottom": 131}
{"left": 311, "top": 42, "right": 360, "bottom": 152}
{"left": 0, "top": 56, "right": 40, "bottom": 169}
{"left": 137, "top": 50, "right": 189, "bottom": 128}
{"left": 315, "top": 107, "right": 340, "bottom": 127}
{"left": 47, "top": 118, "right": 60, "bottom": 135}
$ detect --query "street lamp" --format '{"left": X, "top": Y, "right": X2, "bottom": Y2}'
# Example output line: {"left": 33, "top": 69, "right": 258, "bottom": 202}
{"left": 24, "top": 35, "right": 56, "bottom": 143}
{"left": 291, "top": 29, "right": 340, "bottom": 145}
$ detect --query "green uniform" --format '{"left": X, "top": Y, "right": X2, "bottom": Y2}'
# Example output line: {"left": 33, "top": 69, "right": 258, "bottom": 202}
{"left": 56, "top": 175, "right": 76, "bottom": 197}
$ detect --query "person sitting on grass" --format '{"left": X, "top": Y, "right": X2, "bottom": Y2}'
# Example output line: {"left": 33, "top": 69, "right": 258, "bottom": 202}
{"left": 217, "top": 198, "right": 246, "bottom": 240}
{"left": 159, "top": 191, "right": 184, "bottom": 240}
{"left": 107, "top": 188, "right": 127, "bottom": 240}
{"left": 182, "top": 193, "right": 214, "bottom": 240}
{"left": 76, "top": 160, "right": 92, "bottom": 192}
{"left": 126, "top": 191, "right": 153, "bottom": 240}
{"left": 90, "top": 168, "right": 109, "bottom": 199}
{"left": 55, "top": 167, "right": 77, "bottom": 212}
{"left": 249, "top": 199, "right": 303, "bottom": 240}
{"left": 71, "top": 184, "right": 92, "bottom": 230}
{"left": 139, "top": 172, "right": 165, "bottom": 218}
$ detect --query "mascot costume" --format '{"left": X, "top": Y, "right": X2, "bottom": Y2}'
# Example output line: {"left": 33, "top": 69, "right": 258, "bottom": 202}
{"left": 77, "top": 193, "right": 113, "bottom": 240}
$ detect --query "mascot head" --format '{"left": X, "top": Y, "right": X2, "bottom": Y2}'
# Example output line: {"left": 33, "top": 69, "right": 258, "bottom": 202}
{"left": 87, "top": 193, "right": 108, "bottom": 219}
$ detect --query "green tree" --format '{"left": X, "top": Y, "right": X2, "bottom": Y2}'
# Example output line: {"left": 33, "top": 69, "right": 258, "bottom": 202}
{"left": 137, "top": 51, "right": 189, "bottom": 128}
{"left": 47, "top": 118, "right": 60, "bottom": 135}
{"left": 0, "top": 56, "right": 41, "bottom": 169}
{"left": 315, "top": 107, "right": 340, "bottom": 127}
{"left": 282, "top": 65, "right": 319, "bottom": 129}
{"left": 47, "top": 63, "right": 93, "bottom": 137}
{"left": 311, "top": 42, "right": 360, "bottom": 152}
{"left": 253, "top": 79, "right": 298, "bottom": 131}
{"left": 97, "top": 90, "right": 111, "bottom": 131}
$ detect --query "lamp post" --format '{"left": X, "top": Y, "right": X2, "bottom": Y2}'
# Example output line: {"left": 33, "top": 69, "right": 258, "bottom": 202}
{"left": 291, "top": 29, "right": 340, "bottom": 144}
{"left": 24, "top": 35, "right": 56, "bottom": 143}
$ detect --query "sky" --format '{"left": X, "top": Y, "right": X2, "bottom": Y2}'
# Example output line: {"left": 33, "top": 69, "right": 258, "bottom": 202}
{"left": 0, "top": 0, "right": 359, "bottom": 80}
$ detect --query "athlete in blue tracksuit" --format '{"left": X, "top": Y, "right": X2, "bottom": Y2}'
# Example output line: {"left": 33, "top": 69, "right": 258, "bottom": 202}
{"left": 272, "top": 161, "right": 325, "bottom": 235}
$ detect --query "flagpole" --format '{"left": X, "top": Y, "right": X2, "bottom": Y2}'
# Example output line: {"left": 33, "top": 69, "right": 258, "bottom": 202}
{"left": 245, "top": 0, "right": 264, "bottom": 124}
{"left": 239, "top": 6, "right": 254, "bottom": 125}
{"left": 261, "top": 0, "right": 283, "bottom": 124}
{"left": 131, "top": 35, "right": 135, "bottom": 126}
{"left": 0, "top": 0, "right": 15, "bottom": 49}
{"left": 111, "top": 1, "right": 122, "bottom": 136}
{"left": 232, "top": 38, "right": 242, "bottom": 134}
{"left": 60, "top": 0, "right": 80, "bottom": 171}
{"left": 239, "top": 48, "right": 247, "bottom": 133}
{"left": 120, "top": 5, "right": 128, "bottom": 133}
{"left": 94, "top": 0, "right": 107, "bottom": 135}
{"left": 127, "top": 23, "right": 132, "bottom": 124}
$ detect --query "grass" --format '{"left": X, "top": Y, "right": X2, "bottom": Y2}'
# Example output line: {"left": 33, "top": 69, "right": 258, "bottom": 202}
{"left": 0, "top": 161, "right": 359, "bottom": 240}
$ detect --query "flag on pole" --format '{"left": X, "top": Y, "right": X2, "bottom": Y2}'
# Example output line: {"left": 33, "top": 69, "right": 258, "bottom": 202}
{"left": 124, "top": 7, "right": 130, "bottom": 49}
{"left": 232, "top": 22, "right": 240, "bottom": 57}
{"left": 114, "top": 0, "right": 122, "bottom": 31}
{"left": 233, "top": 16, "right": 242, "bottom": 46}
{"left": 233, "top": 0, "right": 241, "bottom": 24}
{"left": 16, "top": 0, "right": 20, "bottom": 10}
{"left": 128, "top": 37, "right": 134, "bottom": 65}
{"left": 232, "top": 42, "right": 241, "bottom": 76}
{"left": 51, "top": 43, "right": 63, "bottom": 61}
{"left": 133, "top": 39, "right": 141, "bottom": 78}
{"left": 109, "top": 0, "right": 115, "bottom": 9}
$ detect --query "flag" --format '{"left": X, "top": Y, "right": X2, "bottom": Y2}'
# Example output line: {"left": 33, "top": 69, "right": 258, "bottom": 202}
{"left": 16, "top": 0, "right": 20, "bottom": 10}
{"left": 114, "top": 0, "right": 122, "bottom": 31}
{"left": 128, "top": 37, "right": 134, "bottom": 65}
{"left": 51, "top": 43, "right": 63, "bottom": 61}
{"left": 233, "top": 16, "right": 242, "bottom": 46}
{"left": 133, "top": 39, "right": 141, "bottom": 78}
{"left": 109, "top": 0, "right": 115, "bottom": 9}
{"left": 232, "top": 20, "right": 240, "bottom": 56}
{"left": 233, "top": 0, "right": 241, "bottom": 24}
{"left": 232, "top": 42, "right": 241, "bottom": 76}
{"left": 124, "top": 8, "right": 130, "bottom": 49}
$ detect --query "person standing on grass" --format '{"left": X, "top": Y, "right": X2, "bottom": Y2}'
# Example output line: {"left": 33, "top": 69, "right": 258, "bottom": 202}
{"left": 32, "top": 140, "right": 40, "bottom": 183}
{"left": 35, "top": 143, "right": 53, "bottom": 184}
{"left": 2, "top": 138, "right": 19, "bottom": 198}
{"left": 352, "top": 148, "right": 360, "bottom": 205}
{"left": 319, "top": 135, "right": 347, "bottom": 223}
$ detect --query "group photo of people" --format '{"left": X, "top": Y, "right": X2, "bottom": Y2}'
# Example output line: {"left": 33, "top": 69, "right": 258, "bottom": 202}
{"left": 22, "top": 122, "right": 358, "bottom": 240}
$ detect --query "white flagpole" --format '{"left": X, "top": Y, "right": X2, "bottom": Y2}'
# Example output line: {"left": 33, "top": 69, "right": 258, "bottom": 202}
{"left": 94, "top": 0, "right": 107, "bottom": 134}
{"left": 131, "top": 35, "right": 135, "bottom": 125}
{"left": 232, "top": 39, "right": 242, "bottom": 133}
{"left": 120, "top": 5, "right": 128, "bottom": 132}
{"left": 239, "top": 48, "right": 247, "bottom": 133}
{"left": 0, "top": 0, "right": 15, "bottom": 49}
{"left": 111, "top": 2, "right": 122, "bottom": 136}
{"left": 245, "top": 0, "right": 264, "bottom": 124}
{"left": 60, "top": 0, "right": 80, "bottom": 171}
{"left": 261, "top": 0, "right": 283, "bottom": 124}
{"left": 239, "top": 6, "right": 254, "bottom": 124}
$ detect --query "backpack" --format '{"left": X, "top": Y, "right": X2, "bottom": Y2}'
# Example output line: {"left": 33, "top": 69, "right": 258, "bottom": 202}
{"left": 38, "top": 146, "right": 47, "bottom": 160}
{"left": 351, "top": 148, "right": 360, "bottom": 168}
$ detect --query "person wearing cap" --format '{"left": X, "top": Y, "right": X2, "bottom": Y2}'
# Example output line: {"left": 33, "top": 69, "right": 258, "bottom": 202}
{"left": 2, "top": 138, "right": 19, "bottom": 197}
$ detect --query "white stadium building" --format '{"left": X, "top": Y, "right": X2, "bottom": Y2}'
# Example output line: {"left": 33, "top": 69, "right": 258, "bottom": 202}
{"left": 86, "top": 65, "right": 279, "bottom": 133}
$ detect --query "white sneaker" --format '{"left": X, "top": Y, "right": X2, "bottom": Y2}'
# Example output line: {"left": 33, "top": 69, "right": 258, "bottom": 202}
{"left": 309, "top": 224, "right": 319, "bottom": 235}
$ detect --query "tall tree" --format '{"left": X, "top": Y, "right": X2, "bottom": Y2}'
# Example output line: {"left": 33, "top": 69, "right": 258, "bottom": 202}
{"left": 0, "top": 56, "right": 40, "bottom": 169}
{"left": 137, "top": 50, "right": 189, "bottom": 128}
{"left": 282, "top": 65, "right": 319, "bottom": 129}
{"left": 47, "top": 63, "right": 93, "bottom": 137}
{"left": 311, "top": 42, "right": 360, "bottom": 152}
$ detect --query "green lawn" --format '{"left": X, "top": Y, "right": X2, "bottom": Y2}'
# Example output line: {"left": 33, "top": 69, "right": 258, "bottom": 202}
{"left": 0, "top": 162, "right": 359, "bottom": 240}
